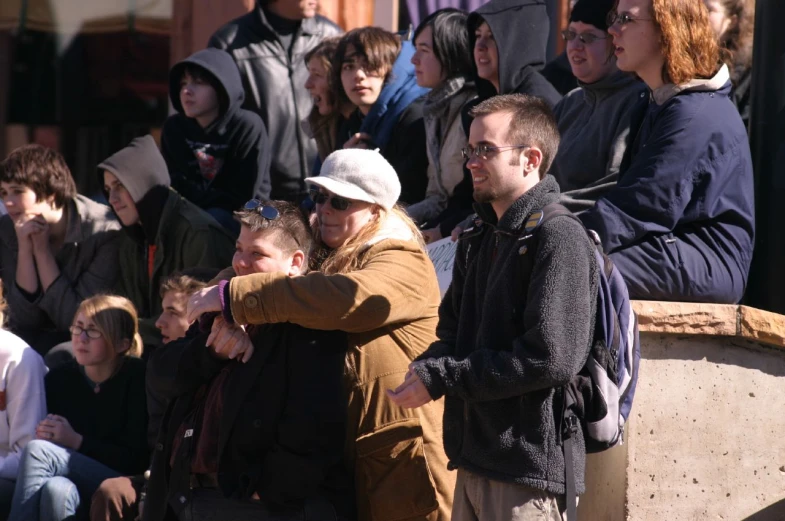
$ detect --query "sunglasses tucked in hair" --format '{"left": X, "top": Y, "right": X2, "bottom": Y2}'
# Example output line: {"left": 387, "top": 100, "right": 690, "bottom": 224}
{"left": 234, "top": 199, "right": 313, "bottom": 255}
{"left": 309, "top": 189, "right": 353, "bottom": 211}
{"left": 244, "top": 199, "right": 281, "bottom": 221}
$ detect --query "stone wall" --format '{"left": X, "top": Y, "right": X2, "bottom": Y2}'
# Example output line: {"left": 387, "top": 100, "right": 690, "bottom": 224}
{"left": 578, "top": 302, "right": 785, "bottom": 521}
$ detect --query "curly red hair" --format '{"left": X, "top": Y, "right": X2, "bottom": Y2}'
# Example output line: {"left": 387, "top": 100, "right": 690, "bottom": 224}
{"left": 651, "top": 0, "right": 721, "bottom": 84}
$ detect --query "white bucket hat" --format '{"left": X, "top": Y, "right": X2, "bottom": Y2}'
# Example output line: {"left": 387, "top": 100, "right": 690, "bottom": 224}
{"left": 304, "top": 148, "right": 401, "bottom": 210}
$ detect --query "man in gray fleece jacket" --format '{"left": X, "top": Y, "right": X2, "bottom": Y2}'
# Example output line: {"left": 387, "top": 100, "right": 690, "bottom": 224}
{"left": 389, "top": 94, "right": 599, "bottom": 520}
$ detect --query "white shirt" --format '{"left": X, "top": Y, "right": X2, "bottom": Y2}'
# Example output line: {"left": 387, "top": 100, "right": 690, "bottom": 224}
{"left": 0, "top": 329, "right": 47, "bottom": 480}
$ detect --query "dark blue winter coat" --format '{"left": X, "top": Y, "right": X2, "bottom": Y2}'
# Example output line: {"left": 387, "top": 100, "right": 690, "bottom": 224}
{"left": 579, "top": 66, "right": 755, "bottom": 304}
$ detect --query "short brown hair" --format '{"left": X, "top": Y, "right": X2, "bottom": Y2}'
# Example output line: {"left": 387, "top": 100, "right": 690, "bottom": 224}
{"left": 0, "top": 145, "right": 77, "bottom": 208}
{"left": 334, "top": 27, "right": 401, "bottom": 88}
{"left": 468, "top": 94, "right": 561, "bottom": 176}
{"left": 159, "top": 273, "right": 208, "bottom": 299}
{"left": 234, "top": 200, "right": 313, "bottom": 259}
{"left": 649, "top": 0, "right": 721, "bottom": 84}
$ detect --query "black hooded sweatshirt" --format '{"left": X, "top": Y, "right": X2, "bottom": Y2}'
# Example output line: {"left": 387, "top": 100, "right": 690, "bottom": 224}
{"left": 162, "top": 48, "right": 271, "bottom": 212}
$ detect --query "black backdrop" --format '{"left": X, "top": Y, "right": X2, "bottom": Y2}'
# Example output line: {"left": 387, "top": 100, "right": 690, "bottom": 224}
{"left": 745, "top": 0, "right": 785, "bottom": 313}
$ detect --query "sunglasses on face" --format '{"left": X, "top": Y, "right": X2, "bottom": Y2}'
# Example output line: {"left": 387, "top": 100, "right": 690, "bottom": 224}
{"left": 244, "top": 199, "right": 280, "bottom": 220}
{"left": 606, "top": 11, "right": 653, "bottom": 27}
{"left": 309, "top": 189, "right": 353, "bottom": 211}
{"left": 69, "top": 325, "right": 102, "bottom": 339}
{"left": 561, "top": 29, "right": 610, "bottom": 44}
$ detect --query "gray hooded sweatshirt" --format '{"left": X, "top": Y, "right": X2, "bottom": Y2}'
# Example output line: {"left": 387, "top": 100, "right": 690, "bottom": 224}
{"left": 551, "top": 70, "right": 646, "bottom": 212}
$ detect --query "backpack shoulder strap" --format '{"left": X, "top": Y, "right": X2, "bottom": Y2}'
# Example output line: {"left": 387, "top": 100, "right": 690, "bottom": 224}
{"left": 458, "top": 215, "right": 488, "bottom": 272}
{"left": 511, "top": 202, "right": 581, "bottom": 327}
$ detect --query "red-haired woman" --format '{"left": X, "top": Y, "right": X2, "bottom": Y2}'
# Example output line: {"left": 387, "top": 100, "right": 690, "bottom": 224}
{"left": 579, "top": 0, "right": 755, "bottom": 304}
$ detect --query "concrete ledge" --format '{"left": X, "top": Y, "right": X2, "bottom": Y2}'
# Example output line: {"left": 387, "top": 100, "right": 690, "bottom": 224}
{"left": 632, "top": 301, "right": 785, "bottom": 349}
{"left": 580, "top": 303, "right": 785, "bottom": 521}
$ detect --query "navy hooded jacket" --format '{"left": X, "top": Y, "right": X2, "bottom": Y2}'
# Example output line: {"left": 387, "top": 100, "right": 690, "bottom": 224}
{"left": 580, "top": 66, "right": 755, "bottom": 304}
{"left": 162, "top": 48, "right": 271, "bottom": 213}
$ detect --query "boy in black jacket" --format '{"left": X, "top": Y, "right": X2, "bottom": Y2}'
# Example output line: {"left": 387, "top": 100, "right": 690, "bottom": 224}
{"left": 144, "top": 200, "right": 352, "bottom": 521}
{"left": 161, "top": 48, "right": 272, "bottom": 233}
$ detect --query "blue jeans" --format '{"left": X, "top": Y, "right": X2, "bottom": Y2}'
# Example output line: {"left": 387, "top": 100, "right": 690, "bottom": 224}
{"left": 7, "top": 440, "right": 121, "bottom": 521}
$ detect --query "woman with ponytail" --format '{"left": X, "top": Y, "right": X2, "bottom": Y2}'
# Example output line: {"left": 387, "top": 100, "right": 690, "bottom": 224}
{"left": 7, "top": 295, "right": 148, "bottom": 521}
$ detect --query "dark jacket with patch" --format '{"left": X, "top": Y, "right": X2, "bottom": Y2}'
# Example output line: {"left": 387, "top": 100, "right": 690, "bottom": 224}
{"left": 98, "top": 135, "right": 235, "bottom": 348}
{"left": 162, "top": 48, "right": 271, "bottom": 211}
{"left": 144, "top": 323, "right": 353, "bottom": 521}
{"left": 209, "top": 3, "right": 341, "bottom": 202}
{"left": 579, "top": 66, "right": 755, "bottom": 303}
{"left": 412, "top": 175, "right": 599, "bottom": 495}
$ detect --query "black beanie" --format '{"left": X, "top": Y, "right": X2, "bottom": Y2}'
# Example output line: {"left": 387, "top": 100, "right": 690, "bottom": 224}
{"left": 569, "top": 0, "right": 615, "bottom": 32}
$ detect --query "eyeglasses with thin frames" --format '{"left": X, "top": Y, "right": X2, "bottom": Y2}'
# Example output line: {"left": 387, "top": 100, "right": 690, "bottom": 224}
{"left": 561, "top": 29, "right": 610, "bottom": 45}
{"left": 461, "top": 144, "right": 530, "bottom": 161}
{"left": 244, "top": 199, "right": 280, "bottom": 220}
{"left": 309, "top": 189, "right": 353, "bottom": 211}
{"left": 69, "top": 325, "right": 103, "bottom": 340}
{"left": 606, "top": 11, "right": 654, "bottom": 27}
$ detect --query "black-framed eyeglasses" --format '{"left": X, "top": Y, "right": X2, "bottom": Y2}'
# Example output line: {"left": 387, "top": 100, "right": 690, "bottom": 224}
{"left": 461, "top": 144, "right": 530, "bottom": 161}
{"left": 309, "top": 189, "right": 353, "bottom": 211}
{"left": 244, "top": 199, "right": 280, "bottom": 220}
{"left": 69, "top": 325, "right": 103, "bottom": 340}
{"left": 561, "top": 29, "right": 610, "bottom": 44}
{"left": 606, "top": 11, "right": 654, "bottom": 27}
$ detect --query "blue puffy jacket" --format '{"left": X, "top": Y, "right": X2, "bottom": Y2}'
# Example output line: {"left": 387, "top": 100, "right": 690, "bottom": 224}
{"left": 580, "top": 65, "right": 755, "bottom": 304}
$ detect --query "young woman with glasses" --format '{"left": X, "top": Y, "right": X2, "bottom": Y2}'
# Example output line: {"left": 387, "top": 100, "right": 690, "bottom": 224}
{"left": 186, "top": 148, "right": 455, "bottom": 521}
{"left": 549, "top": 0, "right": 647, "bottom": 211}
{"left": 579, "top": 0, "right": 755, "bottom": 303}
{"left": 7, "top": 295, "right": 147, "bottom": 521}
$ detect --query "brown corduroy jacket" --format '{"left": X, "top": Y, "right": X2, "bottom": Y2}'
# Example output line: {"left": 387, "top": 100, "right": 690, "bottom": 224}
{"left": 226, "top": 235, "right": 455, "bottom": 521}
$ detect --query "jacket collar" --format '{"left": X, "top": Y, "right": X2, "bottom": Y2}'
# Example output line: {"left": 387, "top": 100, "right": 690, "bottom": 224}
{"left": 474, "top": 175, "right": 561, "bottom": 233}
{"left": 64, "top": 195, "right": 119, "bottom": 244}
{"left": 579, "top": 70, "right": 640, "bottom": 104}
{"left": 362, "top": 212, "right": 416, "bottom": 251}
{"left": 63, "top": 197, "right": 85, "bottom": 244}
{"left": 253, "top": 3, "right": 319, "bottom": 37}
{"left": 651, "top": 64, "right": 730, "bottom": 105}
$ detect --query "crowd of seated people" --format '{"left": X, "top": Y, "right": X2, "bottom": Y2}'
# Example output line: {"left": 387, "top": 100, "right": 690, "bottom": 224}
{"left": 0, "top": 0, "right": 758, "bottom": 519}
